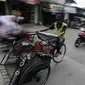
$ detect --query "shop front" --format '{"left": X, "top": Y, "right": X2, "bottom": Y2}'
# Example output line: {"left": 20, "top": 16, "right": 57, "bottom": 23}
{"left": 19, "top": 0, "right": 40, "bottom": 24}
{"left": 5, "top": 0, "right": 42, "bottom": 24}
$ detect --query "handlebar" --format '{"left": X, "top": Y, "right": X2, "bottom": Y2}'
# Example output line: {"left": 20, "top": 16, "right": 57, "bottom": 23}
{"left": 25, "top": 31, "right": 60, "bottom": 42}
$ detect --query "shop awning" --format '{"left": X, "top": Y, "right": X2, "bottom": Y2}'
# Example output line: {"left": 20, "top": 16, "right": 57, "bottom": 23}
{"left": 21, "top": 0, "right": 40, "bottom": 4}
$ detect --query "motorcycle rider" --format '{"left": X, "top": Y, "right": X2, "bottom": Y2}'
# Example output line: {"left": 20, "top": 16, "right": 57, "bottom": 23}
{"left": 40, "top": 14, "right": 67, "bottom": 54}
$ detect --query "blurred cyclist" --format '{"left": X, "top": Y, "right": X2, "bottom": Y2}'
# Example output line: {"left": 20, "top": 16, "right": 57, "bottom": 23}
{"left": 0, "top": 15, "right": 24, "bottom": 39}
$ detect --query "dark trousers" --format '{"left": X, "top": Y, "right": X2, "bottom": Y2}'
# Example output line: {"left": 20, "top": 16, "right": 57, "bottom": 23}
{"left": 56, "top": 38, "right": 65, "bottom": 52}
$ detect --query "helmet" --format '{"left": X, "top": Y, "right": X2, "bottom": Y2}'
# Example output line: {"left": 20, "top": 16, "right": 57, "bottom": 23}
{"left": 56, "top": 14, "right": 63, "bottom": 21}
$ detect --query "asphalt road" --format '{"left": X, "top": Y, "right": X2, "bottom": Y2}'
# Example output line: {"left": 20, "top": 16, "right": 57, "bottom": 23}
{"left": 46, "top": 28, "right": 85, "bottom": 85}
{"left": 44, "top": 27, "right": 85, "bottom": 65}
{"left": 66, "top": 28, "right": 85, "bottom": 65}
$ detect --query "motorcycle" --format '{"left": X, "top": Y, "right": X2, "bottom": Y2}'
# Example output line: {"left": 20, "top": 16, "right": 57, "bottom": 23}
{"left": 75, "top": 27, "right": 85, "bottom": 47}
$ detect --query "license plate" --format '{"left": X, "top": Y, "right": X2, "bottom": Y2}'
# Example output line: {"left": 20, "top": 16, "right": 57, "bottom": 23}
{"left": 22, "top": 42, "right": 29, "bottom": 46}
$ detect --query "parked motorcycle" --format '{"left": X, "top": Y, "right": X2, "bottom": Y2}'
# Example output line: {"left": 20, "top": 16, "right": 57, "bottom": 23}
{"left": 75, "top": 27, "right": 85, "bottom": 47}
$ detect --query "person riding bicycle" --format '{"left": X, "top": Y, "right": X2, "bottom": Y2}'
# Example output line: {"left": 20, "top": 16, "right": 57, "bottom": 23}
{"left": 40, "top": 14, "right": 67, "bottom": 54}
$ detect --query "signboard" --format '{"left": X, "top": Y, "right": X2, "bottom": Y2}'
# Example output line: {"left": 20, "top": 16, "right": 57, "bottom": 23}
{"left": 64, "top": 6, "right": 77, "bottom": 13}
{"left": 23, "top": 0, "right": 40, "bottom": 4}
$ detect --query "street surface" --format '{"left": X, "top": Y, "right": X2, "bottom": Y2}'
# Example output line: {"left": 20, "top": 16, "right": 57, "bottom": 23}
{"left": 47, "top": 28, "right": 85, "bottom": 85}
{"left": 0, "top": 24, "right": 85, "bottom": 85}
{"left": 66, "top": 28, "right": 85, "bottom": 65}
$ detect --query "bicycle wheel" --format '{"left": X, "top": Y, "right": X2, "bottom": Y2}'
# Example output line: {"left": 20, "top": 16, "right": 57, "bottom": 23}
{"left": 75, "top": 38, "right": 81, "bottom": 47}
{"left": 53, "top": 44, "right": 66, "bottom": 63}
{"left": 19, "top": 62, "right": 51, "bottom": 85}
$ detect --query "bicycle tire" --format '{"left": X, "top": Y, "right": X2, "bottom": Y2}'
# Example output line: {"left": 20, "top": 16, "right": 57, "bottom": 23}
{"left": 75, "top": 38, "right": 81, "bottom": 47}
{"left": 53, "top": 44, "right": 66, "bottom": 63}
{"left": 19, "top": 62, "right": 51, "bottom": 85}
{"left": 20, "top": 53, "right": 51, "bottom": 75}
